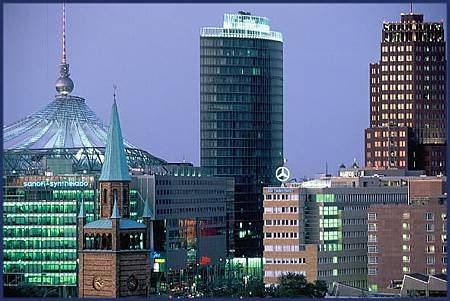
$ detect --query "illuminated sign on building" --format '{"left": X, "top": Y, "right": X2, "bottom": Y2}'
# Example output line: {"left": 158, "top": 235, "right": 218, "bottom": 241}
{"left": 200, "top": 256, "right": 211, "bottom": 265}
{"left": 267, "top": 188, "right": 293, "bottom": 193}
{"left": 23, "top": 180, "right": 90, "bottom": 189}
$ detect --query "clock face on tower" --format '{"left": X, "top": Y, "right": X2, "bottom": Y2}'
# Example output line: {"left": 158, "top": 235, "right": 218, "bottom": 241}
{"left": 93, "top": 276, "right": 105, "bottom": 291}
{"left": 127, "top": 275, "right": 139, "bottom": 291}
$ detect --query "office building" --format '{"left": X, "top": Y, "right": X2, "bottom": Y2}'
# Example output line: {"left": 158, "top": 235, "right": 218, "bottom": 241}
{"left": 200, "top": 11, "right": 283, "bottom": 257}
{"left": 3, "top": 175, "right": 95, "bottom": 297}
{"left": 365, "top": 11, "right": 447, "bottom": 176}
{"left": 131, "top": 173, "right": 234, "bottom": 293}
{"left": 263, "top": 172, "right": 445, "bottom": 289}
{"left": 367, "top": 178, "right": 447, "bottom": 293}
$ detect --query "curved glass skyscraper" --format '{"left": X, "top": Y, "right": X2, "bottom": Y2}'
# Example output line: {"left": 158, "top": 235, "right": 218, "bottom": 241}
{"left": 200, "top": 12, "right": 283, "bottom": 257}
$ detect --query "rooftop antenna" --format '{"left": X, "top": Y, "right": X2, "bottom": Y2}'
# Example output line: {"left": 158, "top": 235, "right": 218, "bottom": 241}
{"left": 55, "top": 1, "right": 74, "bottom": 95}
{"left": 62, "top": 1, "right": 67, "bottom": 64}
{"left": 410, "top": 1, "right": 413, "bottom": 14}
{"left": 325, "top": 161, "right": 328, "bottom": 175}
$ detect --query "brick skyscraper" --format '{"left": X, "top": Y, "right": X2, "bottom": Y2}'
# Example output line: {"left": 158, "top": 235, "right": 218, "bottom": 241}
{"left": 365, "top": 11, "right": 447, "bottom": 176}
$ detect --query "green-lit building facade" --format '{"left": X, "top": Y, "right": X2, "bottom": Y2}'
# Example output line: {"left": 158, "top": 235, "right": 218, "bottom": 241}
{"left": 3, "top": 175, "right": 96, "bottom": 297}
{"left": 200, "top": 11, "right": 283, "bottom": 258}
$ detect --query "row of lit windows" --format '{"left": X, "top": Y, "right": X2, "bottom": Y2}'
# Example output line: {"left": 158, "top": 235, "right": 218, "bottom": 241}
{"left": 156, "top": 206, "right": 225, "bottom": 215}
{"left": 381, "top": 44, "right": 445, "bottom": 52}
{"left": 379, "top": 64, "right": 412, "bottom": 72}
{"left": 265, "top": 232, "right": 298, "bottom": 239}
{"left": 265, "top": 194, "right": 299, "bottom": 201}
{"left": 265, "top": 258, "right": 306, "bottom": 264}
{"left": 264, "top": 219, "right": 298, "bottom": 226}
{"left": 379, "top": 103, "right": 413, "bottom": 111}
{"left": 264, "top": 245, "right": 304, "bottom": 252}
{"left": 370, "top": 255, "right": 446, "bottom": 267}
{"left": 264, "top": 270, "right": 306, "bottom": 277}
{"left": 264, "top": 206, "right": 298, "bottom": 213}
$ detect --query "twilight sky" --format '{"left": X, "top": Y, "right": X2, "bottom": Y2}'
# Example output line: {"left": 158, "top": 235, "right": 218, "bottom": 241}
{"left": 3, "top": 3, "right": 446, "bottom": 178}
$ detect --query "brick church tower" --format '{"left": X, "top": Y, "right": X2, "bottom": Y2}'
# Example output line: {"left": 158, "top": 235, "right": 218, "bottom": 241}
{"left": 78, "top": 98, "right": 152, "bottom": 297}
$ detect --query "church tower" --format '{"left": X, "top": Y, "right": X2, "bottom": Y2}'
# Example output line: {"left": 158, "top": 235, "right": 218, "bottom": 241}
{"left": 78, "top": 97, "right": 152, "bottom": 297}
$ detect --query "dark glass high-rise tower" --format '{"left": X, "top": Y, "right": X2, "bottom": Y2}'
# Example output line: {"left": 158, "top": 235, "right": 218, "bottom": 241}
{"left": 200, "top": 12, "right": 283, "bottom": 257}
{"left": 365, "top": 12, "right": 447, "bottom": 176}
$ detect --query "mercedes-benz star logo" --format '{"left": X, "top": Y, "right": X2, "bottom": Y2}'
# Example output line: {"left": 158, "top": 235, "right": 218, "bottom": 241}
{"left": 276, "top": 166, "right": 290, "bottom": 182}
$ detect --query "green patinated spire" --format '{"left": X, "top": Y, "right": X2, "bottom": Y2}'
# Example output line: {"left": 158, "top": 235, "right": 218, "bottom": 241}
{"left": 99, "top": 98, "right": 131, "bottom": 182}
{"left": 110, "top": 194, "right": 121, "bottom": 219}
{"left": 78, "top": 197, "right": 86, "bottom": 218}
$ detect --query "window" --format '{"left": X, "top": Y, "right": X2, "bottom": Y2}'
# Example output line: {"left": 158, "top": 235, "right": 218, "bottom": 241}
{"left": 402, "top": 255, "right": 410, "bottom": 263}
{"left": 368, "top": 256, "right": 378, "bottom": 264}
{"left": 426, "top": 268, "right": 435, "bottom": 275}
{"left": 441, "top": 234, "right": 447, "bottom": 243}
{"left": 368, "top": 213, "right": 377, "bottom": 221}
{"left": 426, "top": 256, "right": 435, "bottom": 265}
{"left": 368, "top": 234, "right": 378, "bottom": 242}
{"left": 368, "top": 245, "right": 378, "bottom": 253}
{"left": 368, "top": 268, "right": 378, "bottom": 275}
{"left": 443, "top": 245, "right": 447, "bottom": 254}
{"left": 442, "top": 256, "right": 447, "bottom": 264}
{"left": 265, "top": 245, "right": 274, "bottom": 251}
{"left": 402, "top": 234, "right": 410, "bottom": 241}
{"left": 442, "top": 213, "right": 447, "bottom": 221}
{"left": 426, "top": 224, "right": 435, "bottom": 232}
{"left": 402, "top": 223, "right": 410, "bottom": 230}
{"left": 426, "top": 245, "right": 435, "bottom": 254}
{"left": 368, "top": 223, "right": 377, "bottom": 231}
{"left": 402, "top": 266, "right": 410, "bottom": 273}
{"left": 402, "top": 212, "right": 410, "bottom": 219}
{"left": 426, "top": 212, "right": 434, "bottom": 221}
{"left": 402, "top": 245, "right": 410, "bottom": 252}
{"left": 426, "top": 234, "right": 435, "bottom": 242}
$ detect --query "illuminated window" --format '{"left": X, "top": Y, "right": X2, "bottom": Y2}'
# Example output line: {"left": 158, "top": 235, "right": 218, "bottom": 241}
{"left": 402, "top": 245, "right": 410, "bottom": 252}
{"left": 426, "top": 245, "right": 435, "bottom": 254}
{"left": 402, "top": 266, "right": 410, "bottom": 273}
{"left": 368, "top": 234, "right": 377, "bottom": 242}
{"left": 402, "top": 212, "right": 410, "bottom": 219}
{"left": 402, "top": 255, "right": 410, "bottom": 263}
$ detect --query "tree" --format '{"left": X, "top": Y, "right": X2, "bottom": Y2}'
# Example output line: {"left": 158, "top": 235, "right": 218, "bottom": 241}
{"left": 272, "top": 273, "right": 328, "bottom": 297}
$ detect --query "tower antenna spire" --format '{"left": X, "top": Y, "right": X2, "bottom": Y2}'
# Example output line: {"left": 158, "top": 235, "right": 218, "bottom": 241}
{"left": 62, "top": 1, "right": 67, "bottom": 64}
{"left": 410, "top": 1, "right": 413, "bottom": 14}
{"left": 55, "top": 1, "right": 74, "bottom": 95}
{"left": 113, "top": 84, "right": 117, "bottom": 102}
